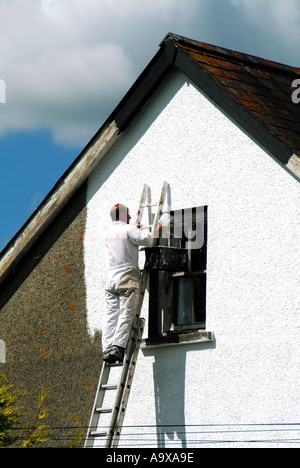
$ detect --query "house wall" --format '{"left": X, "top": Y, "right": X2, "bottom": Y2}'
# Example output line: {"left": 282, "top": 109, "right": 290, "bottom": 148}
{"left": 84, "top": 69, "right": 300, "bottom": 448}
{"left": 0, "top": 183, "right": 102, "bottom": 448}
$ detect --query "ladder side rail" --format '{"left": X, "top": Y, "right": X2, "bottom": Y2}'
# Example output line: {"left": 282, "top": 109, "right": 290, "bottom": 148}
{"left": 136, "top": 184, "right": 150, "bottom": 225}
{"left": 84, "top": 363, "right": 111, "bottom": 447}
{"left": 111, "top": 317, "right": 145, "bottom": 448}
{"left": 150, "top": 181, "right": 169, "bottom": 239}
{"left": 147, "top": 188, "right": 152, "bottom": 230}
{"left": 105, "top": 310, "right": 142, "bottom": 448}
{"left": 105, "top": 266, "right": 149, "bottom": 448}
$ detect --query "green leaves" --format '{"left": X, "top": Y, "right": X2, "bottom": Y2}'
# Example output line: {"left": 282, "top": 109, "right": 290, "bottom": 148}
{"left": 0, "top": 374, "right": 27, "bottom": 447}
{"left": 22, "top": 386, "right": 52, "bottom": 449}
{"left": 1, "top": 375, "right": 85, "bottom": 448}
{"left": 0, "top": 375, "right": 51, "bottom": 448}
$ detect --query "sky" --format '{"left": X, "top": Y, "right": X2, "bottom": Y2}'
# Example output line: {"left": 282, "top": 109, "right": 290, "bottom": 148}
{"left": 1, "top": 0, "right": 300, "bottom": 252}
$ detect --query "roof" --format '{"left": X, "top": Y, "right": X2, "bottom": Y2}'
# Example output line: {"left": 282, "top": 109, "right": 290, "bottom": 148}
{"left": 168, "top": 33, "right": 300, "bottom": 159}
{"left": 1, "top": 33, "right": 300, "bottom": 285}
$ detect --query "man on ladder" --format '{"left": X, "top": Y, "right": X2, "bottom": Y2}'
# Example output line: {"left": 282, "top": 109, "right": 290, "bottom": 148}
{"left": 84, "top": 183, "right": 170, "bottom": 448}
{"left": 103, "top": 203, "right": 162, "bottom": 364}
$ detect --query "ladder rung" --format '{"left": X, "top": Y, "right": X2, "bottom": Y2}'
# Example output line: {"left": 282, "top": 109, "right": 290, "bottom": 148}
{"left": 106, "top": 362, "right": 123, "bottom": 368}
{"left": 90, "top": 431, "right": 107, "bottom": 438}
{"left": 96, "top": 407, "right": 112, "bottom": 414}
{"left": 140, "top": 203, "right": 158, "bottom": 207}
{"left": 101, "top": 384, "right": 118, "bottom": 390}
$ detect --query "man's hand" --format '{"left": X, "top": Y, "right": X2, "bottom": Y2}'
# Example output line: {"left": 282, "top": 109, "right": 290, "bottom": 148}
{"left": 152, "top": 224, "right": 163, "bottom": 239}
{"left": 133, "top": 222, "right": 162, "bottom": 238}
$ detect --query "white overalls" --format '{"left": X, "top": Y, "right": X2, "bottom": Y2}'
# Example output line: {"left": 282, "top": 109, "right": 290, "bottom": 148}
{"left": 103, "top": 221, "right": 153, "bottom": 352}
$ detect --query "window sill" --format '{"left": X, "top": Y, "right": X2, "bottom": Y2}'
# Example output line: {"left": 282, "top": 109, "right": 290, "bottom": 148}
{"left": 141, "top": 331, "right": 214, "bottom": 350}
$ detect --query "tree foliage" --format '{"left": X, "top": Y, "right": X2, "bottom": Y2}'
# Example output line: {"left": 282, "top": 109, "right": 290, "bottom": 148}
{"left": 0, "top": 374, "right": 51, "bottom": 448}
{"left": 22, "top": 385, "right": 52, "bottom": 448}
{"left": 0, "top": 374, "right": 86, "bottom": 448}
{"left": 0, "top": 374, "right": 26, "bottom": 447}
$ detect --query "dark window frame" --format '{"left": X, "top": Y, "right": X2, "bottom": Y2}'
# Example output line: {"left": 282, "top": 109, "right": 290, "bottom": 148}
{"left": 146, "top": 206, "right": 207, "bottom": 342}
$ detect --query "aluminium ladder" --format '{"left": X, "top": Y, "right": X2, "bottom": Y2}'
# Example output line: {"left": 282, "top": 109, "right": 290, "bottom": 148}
{"left": 84, "top": 181, "right": 170, "bottom": 448}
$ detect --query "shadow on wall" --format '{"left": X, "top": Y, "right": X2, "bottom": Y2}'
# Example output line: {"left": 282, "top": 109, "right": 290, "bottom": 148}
{"left": 143, "top": 340, "right": 215, "bottom": 448}
{"left": 153, "top": 347, "right": 187, "bottom": 448}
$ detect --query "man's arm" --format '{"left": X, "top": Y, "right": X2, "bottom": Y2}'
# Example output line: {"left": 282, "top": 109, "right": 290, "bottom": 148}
{"left": 128, "top": 224, "right": 162, "bottom": 246}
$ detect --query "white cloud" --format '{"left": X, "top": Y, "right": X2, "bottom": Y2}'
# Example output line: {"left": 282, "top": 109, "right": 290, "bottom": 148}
{"left": 0, "top": 0, "right": 299, "bottom": 148}
{"left": 0, "top": 0, "right": 201, "bottom": 147}
{"left": 0, "top": 0, "right": 140, "bottom": 146}
{"left": 9, "top": 42, "right": 134, "bottom": 143}
{"left": 232, "top": 0, "right": 300, "bottom": 45}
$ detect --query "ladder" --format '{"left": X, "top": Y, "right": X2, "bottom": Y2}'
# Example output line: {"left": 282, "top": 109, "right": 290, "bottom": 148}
{"left": 84, "top": 181, "right": 170, "bottom": 448}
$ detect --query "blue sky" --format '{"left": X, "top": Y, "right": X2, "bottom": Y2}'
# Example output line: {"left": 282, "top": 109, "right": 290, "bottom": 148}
{"left": 0, "top": 129, "right": 79, "bottom": 249}
{"left": 1, "top": 0, "right": 300, "bottom": 252}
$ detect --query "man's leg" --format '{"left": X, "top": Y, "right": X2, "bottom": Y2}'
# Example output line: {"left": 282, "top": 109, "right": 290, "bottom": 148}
{"left": 102, "top": 288, "right": 120, "bottom": 353}
{"left": 113, "top": 287, "right": 140, "bottom": 350}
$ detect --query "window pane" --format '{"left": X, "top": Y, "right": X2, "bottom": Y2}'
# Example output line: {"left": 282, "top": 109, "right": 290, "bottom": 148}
{"left": 173, "top": 276, "right": 206, "bottom": 327}
{"left": 174, "top": 277, "right": 194, "bottom": 325}
{"left": 194, "top": 275, "right": 206, "bottom": 323}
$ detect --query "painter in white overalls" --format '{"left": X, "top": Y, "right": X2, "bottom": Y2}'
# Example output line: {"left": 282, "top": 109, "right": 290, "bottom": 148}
{"left": 103, "top": 204, "right": 156, "bottom": 361}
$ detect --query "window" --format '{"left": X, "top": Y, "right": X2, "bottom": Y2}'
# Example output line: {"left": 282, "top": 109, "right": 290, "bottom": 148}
{"left": 146, "top": 206, "right": 207, "bottom": 343}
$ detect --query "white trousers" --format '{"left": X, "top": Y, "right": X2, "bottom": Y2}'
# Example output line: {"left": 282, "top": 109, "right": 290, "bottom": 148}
{"left": 103, "top": 269, "right": 140, "bottom": 351}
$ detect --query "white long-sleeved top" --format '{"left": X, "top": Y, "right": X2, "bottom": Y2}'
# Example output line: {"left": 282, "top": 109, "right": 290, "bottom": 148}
{"left": 105, "top": 221, "right": 153, "bottom": 290}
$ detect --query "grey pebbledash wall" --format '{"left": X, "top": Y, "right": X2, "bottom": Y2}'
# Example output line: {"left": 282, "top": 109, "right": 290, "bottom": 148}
{"left": 0, "top": 182, "right": 102, "bottom": 447}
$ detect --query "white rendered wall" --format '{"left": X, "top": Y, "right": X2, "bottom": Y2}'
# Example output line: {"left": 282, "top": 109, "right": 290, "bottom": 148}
{"left": 84, "top": 70, "right": 300, "bottom": 448}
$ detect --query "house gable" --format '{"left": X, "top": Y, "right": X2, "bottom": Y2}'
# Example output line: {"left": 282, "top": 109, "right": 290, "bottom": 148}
{"left": 1, "top": 32, "right": 299, "bottom": 286}
{"left": 85, "top": 68, "right": 300, "bottom": 338}
{"left": 84, "top": 67, "right": 300, "bottom": 447}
